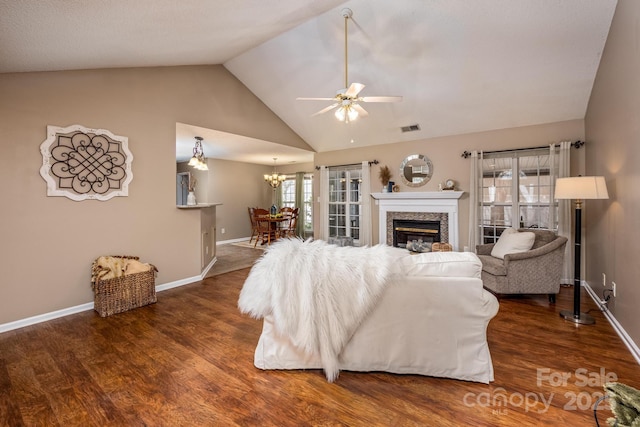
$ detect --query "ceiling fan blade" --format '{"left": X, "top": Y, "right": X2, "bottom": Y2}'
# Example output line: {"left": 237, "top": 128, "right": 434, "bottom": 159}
{"left": 360, "top": 96, "right": 403, "bottom": 103}
{"left": 352, "top": 103, "right": 369, "bottom": 117}
{"left": 297, "top": 97, "right": 335, "bottom": 101}
{"left": 311, "top": 103, "right": 339, "bottom": 116}
{"left": 345, "top": 82, "right": 365, "bottom": 98}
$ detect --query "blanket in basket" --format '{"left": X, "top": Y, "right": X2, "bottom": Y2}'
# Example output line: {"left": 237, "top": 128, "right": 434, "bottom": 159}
{"left": 91, "top": 255, "right": 157, "bottom": 317}
{"left": 238, "top": 238, "right": 406, "bottom": 381}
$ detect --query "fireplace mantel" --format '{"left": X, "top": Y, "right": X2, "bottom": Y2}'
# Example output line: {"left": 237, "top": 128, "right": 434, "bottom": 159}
{"left": 371, "top": 191, "right": 464, "bottom": 200}
{"left": 371, "top": 191, "right": 464, "bottom": 250}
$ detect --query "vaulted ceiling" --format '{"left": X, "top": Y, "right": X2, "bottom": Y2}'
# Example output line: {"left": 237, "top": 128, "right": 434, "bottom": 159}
{"left": 1, "top": 0, "right": 617, "bottom": 164}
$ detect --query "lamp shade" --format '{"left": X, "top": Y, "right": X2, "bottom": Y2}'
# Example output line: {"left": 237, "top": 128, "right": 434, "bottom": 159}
{"left": 554, "top": 176, "right": 609, "bottom": 200}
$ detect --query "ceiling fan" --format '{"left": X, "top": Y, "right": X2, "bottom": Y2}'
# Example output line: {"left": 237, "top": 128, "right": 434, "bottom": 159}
{"left": 296, "top": 8, "right": 402, "bottom": 123}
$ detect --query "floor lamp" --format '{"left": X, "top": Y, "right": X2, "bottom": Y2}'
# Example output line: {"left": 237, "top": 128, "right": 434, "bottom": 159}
{"left": 554, "top": 176, "right": 609, "bottom": 325}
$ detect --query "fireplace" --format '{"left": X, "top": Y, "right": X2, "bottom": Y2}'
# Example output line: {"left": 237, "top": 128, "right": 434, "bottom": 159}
{"left": 387, "top": 212, "right": 448, "bottom": 247}
{"left": 371, "top": 191, "right": 463, "bottom": 251}
{"left": 392, "top": 219, "right": 440, "bottom": 248}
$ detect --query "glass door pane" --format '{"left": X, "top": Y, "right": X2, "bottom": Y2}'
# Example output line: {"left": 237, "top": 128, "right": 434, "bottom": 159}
{"left": 328, "top": 204, "right": 346, "bottom": 237}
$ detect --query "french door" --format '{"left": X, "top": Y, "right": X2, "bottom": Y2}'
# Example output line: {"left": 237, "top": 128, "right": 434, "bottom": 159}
{"left": 327, "top": 166, "right": 362, "bottom": 244}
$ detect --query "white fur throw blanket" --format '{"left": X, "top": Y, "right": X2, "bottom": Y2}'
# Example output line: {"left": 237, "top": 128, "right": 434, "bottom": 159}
{"left": 238, "top": 238, "right": 406, "bottom": 382}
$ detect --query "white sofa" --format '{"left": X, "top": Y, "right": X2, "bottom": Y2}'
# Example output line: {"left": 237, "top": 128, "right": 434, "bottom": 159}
{"left": 239, "top": 239, "right": 499, "bottom": 383}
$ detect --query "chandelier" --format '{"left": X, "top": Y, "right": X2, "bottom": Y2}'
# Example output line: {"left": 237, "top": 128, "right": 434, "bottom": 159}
{"left": 264, "top": 158, "right": 286, "bottom": 188}
{"left": 188, "top": 136, "right": 208, "bottom": 171}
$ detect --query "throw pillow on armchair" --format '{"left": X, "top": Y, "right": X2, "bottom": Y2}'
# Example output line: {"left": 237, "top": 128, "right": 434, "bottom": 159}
{"left": 490, "top": 228, "right": 535, "bottom": 259}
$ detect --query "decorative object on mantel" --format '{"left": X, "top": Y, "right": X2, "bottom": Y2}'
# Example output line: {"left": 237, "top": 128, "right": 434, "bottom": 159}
{"left": 378, "top": 165, "right": 392, "bottom": 192}
{"left": 442, "top": 179, "right": 456, "bottom": 191}
{"left": 40, "top": 124, "right": 132, "bottom": 201}
{"left": 399, "top": 154, "right": 433, "bottom": 187}
{"left": 188, "top": 136, "right": 208, "bottom": 171}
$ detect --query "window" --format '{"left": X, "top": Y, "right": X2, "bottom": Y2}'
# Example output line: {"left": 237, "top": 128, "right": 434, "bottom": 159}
{"left": 279, "top": 173, "right": 313, "bottom": 237}
{"left": 479, "top": 148, "right": 558, "bottom": 244}
{"left": 281, "top": 179, "right": 296, "bottom": 208}
{"left": 328, "top": 166, "right": 362, "bottom": 243}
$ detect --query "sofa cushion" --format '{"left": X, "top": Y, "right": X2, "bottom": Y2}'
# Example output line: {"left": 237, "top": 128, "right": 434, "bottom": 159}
{"left": 400, "top": 251, "right": 482, "bottom": 278}
{"left": 477, "top": 255, "right": 507, "bottom": 276}
{"left": 491, "top": 228, "right": 535, "bottom": 259}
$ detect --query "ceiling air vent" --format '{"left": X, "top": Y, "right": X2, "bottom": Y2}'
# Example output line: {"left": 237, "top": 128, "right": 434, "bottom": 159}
{"left": 401, "top": 124, "right": 421, "bottom": 133}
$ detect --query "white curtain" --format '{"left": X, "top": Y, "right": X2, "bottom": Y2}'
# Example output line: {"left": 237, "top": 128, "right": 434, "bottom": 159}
{"left": 468, "top": 150, "right": 481, "bottom": 252}
{"left": 359, "top": 161, "right": 372, "bottom": 246}
{"left": 295, "top": 172, "right": 305, "bottom": 237}
{"left": 556, "top": 141, "right": 572, "bottom": 284}
{"left": 318, "top": 166, "right": 329, "bottom": 241}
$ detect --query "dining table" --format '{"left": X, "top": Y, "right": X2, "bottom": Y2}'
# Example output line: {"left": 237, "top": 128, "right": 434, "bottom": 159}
{"left": 256, "top": 214, "right": 288, "bottom": 245}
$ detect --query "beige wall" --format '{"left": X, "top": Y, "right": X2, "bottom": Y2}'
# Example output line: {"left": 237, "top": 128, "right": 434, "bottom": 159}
{"left": 314, "top": 119, "right": 585, "bottom": 246}
{"left": 207, "top": 158, "right": 273, "bottom": 242}
{"left": 0, "top": 65, "right": 311, "bottom": 325}
{"left": 584, "top": 0, "right": 640, "bottom": 345}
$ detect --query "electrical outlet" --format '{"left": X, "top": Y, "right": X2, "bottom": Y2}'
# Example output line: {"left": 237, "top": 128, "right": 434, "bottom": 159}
{"left": 612, "top": 282, "right": 617, "bottom": 297}
{"left": 603, "top": 273, "right": 606, "bottom": 287}
{"left": 221, "top": 228, "right": 226, "bottom": 234}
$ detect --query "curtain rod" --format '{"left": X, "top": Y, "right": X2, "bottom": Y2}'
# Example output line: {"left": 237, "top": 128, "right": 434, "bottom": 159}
{"left": 460, "top": 140, "right": 584, "bottom": 159}
{"left": 315, "top": 160, "right": 379, "bottom": 170}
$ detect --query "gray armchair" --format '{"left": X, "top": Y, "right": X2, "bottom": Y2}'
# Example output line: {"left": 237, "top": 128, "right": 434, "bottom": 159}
{"left": 476, "top": 229, "right": 568, "bottom": 303}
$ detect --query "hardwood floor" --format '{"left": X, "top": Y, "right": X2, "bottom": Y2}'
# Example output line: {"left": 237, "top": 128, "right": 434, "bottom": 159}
{"left": 1, "top": 266, "right": 639, "bottom": 426}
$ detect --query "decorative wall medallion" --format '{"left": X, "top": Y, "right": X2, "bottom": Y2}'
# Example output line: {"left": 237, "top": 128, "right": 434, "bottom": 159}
{"left": 40, "top": 124, "right": 133, "bottom": 201}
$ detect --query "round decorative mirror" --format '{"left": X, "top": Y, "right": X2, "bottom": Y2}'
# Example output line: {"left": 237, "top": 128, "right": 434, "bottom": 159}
{"left": 399, "top": 154, "right": 433, "bottom": 187}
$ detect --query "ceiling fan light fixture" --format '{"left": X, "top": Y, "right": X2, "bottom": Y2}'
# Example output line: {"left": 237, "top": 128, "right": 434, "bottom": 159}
{"left": 335, "top": 105, "right": 358, "bottom": 122}
{"left": 348, "top": 107, "right": 358, "bottom": 122}
{"left": 297, "top": 8, "right": 401, "bottom": 126}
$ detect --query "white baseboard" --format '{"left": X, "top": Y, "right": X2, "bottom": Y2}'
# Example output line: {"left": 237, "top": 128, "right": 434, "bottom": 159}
{"left": 0, "top": 274, "right": 208, "bottom": 334}
{"left": 200, "top": 256, "right": 217, "bottom": 279}
{"left": 217, "top": 236, "right": 251, "bottom": 245}
{"left": 155, "top": 276, "right": 201, "bottom": 292}
{"left": 0, "top": 302, "right": 95, "bottom": 334}
{"left": 584, "top": 281, "right": 640, "bottom": 365}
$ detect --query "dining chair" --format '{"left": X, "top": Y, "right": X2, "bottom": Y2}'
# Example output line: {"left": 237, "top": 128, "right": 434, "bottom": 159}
{"left": 253, "top": 208, "right": 277, "bottom": 247}
{"left": 248, "top": 207, "right": 258, "bottom": 244}
{"left": 278, "top": 207, "right": 295, "bottom": 237}
{"left": 280, "top": 207, "right": 299, "bottom": 238}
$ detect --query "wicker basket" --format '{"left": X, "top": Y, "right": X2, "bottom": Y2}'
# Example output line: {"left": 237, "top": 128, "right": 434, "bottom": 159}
{"left": 432, "top": 242, "right": 453, "bottom": 252}
{"left": 92, "top": 255, "right": 157, "bottom": 317}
